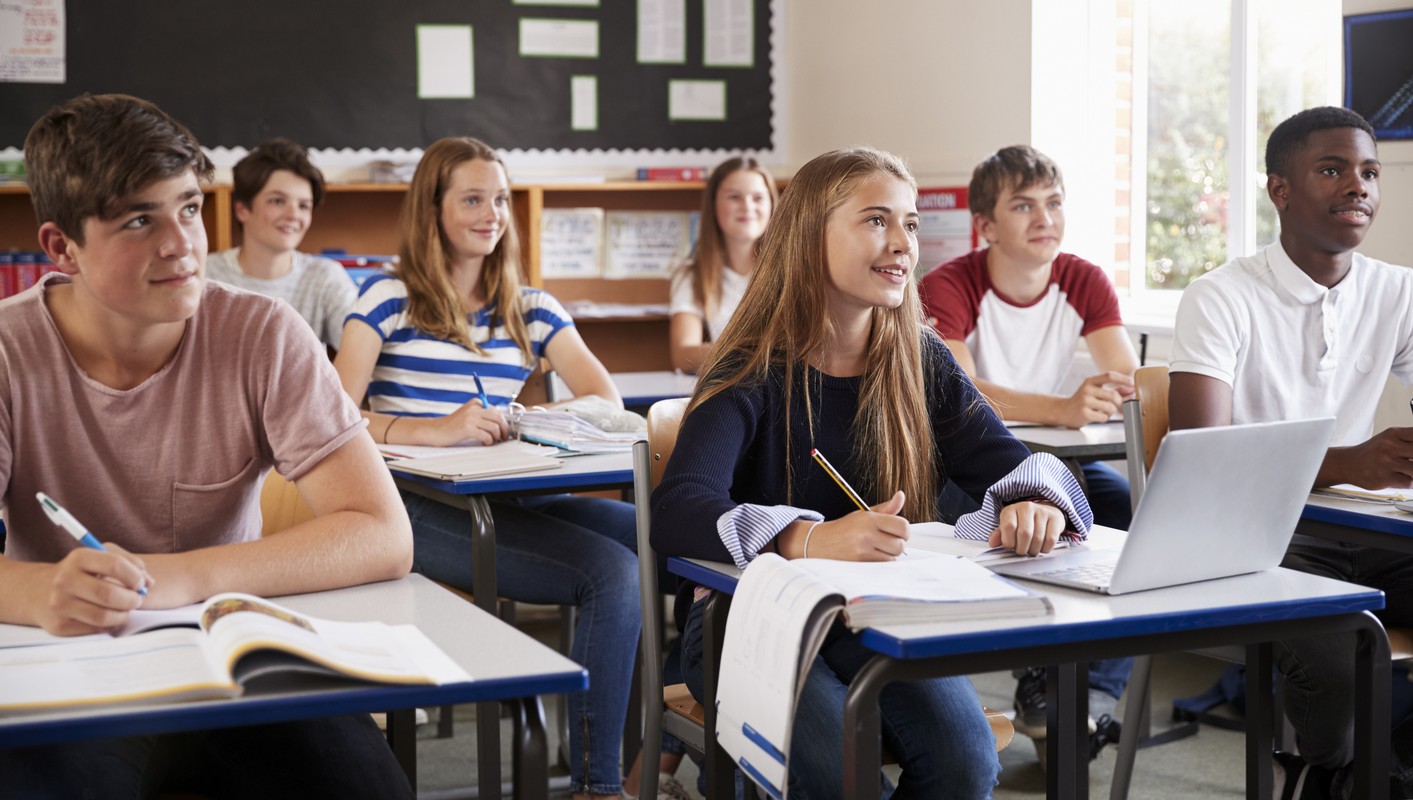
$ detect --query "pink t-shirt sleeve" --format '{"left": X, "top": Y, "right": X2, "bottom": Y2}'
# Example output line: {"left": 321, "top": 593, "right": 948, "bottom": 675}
{"left": 252, "top": 301, "right": 366, "bottom": 481}
{"left": 919, "top": 251, "right": 987, "bottom": 341}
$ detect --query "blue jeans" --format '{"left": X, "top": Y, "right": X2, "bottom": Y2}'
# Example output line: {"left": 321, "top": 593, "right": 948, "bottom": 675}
{"left": 681, "top": 596, "right": 1000, "bottom": 800}
{"left": 0, "top": 714, "right": 410, "bottom": 799}
{"left": 1080, "top": 461, "right": 1132, "bottom": 530}
{"left": 403, "top": 491, "right": 640, "bottom": 796}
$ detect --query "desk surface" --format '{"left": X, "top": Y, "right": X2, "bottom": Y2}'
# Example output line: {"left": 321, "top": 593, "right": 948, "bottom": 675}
{"left": 1303, "top": 492, "right": 1413, "bottom": 538}
{"left": 669, "top": 557, "right": 1384, "bottom": 661}
{"left": 552, "top": 370, "right": 697, "bottom": 408}
{"left": 0, "top": 574, "right": 587, "bottom": 748}
{"left": 392, "top": 450, "right": 633, "bottom": 495}
{"left": 1006, "top": 420, "right": 1128, "bottom": 460}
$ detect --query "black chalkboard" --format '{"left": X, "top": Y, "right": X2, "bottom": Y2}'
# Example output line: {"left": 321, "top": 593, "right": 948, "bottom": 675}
{"left": 0, "top": 0, "right": 775, "bottom": 152}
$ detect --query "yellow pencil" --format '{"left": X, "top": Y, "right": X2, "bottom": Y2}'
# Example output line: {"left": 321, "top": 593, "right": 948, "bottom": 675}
{"left": 810, "top": 448, "right": 868, "bottom": 511}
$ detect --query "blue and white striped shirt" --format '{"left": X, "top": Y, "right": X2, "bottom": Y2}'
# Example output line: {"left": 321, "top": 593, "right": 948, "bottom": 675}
{"left": 346, "top": 274, "right": 572, "bottom": 417}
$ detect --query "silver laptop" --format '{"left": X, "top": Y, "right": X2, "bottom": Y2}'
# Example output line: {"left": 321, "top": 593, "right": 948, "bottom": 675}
{"left": 991, "top": 417, "right": 1334, "bottom": 595}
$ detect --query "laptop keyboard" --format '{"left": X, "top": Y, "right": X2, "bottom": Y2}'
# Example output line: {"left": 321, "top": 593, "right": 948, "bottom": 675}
{"left": 1030, "top": 562, "right": 1116, "bottom": 585}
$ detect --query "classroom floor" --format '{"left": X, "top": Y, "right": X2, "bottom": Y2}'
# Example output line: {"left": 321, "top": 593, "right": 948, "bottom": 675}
{"left": 410, "top": 610, "right": 1259, "bottom": 800}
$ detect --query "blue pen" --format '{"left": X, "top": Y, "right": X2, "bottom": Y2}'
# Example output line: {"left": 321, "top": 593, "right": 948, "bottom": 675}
{"left": 472, "top": 372, "right": 490, "bottom": 409}
{"left": 36, "top": 492, "right": 148, "bottom": 596}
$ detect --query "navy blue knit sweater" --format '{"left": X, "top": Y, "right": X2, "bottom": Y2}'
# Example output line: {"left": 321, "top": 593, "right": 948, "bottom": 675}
{"left": 650, "top": 334, "right": 1033, "bottom": 567}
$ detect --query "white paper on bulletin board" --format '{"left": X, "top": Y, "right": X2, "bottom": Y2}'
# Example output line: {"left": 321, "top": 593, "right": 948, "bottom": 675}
{"left": 603, "top": 211, "right": 692, "bottom": 279}
{"left": 0, "top": 0, "right": 65, "bottom": 84}
{"left": 540, "top": 207, "right": 605, "bottom": 278}
{"left": 916, "top": 187, "right": 976, "bottom": 276}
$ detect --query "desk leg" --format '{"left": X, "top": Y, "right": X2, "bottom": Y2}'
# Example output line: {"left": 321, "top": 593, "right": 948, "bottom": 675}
{"left": 841, "top": 657, "right": 890, "bottom": 798}
{"left": 387, "top": 708, "right": 417, "bottom": 789}
{"left": 703, "top": 591, "right": 735, "bottom": 800}
{"left": 1046, "top": 663, "right": 1088, "bottom": 800}
{"left": 1354, "top": 611, "right": 1393, "bottom": 800}
{"left": 466, "top": 493, "right": 503, "bottom": 800}
{"left": 510, "top": 697, "right": 549, "bottom": 800}
{"left": 1244, "top": 643, "right": 1274, "bottom": 799}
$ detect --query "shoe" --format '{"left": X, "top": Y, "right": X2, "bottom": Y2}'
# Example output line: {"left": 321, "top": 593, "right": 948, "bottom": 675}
{"left": 1088, "top": 713, "right": 1122, "bottom": 761}
{"left": 1272, "top": 751, "right": 1332, "bottom": 800}
{"left": 369, "top": 707, "right": 430, "bottom": 731}
{"left": 623, "top": 772, "right": 694, "bottom": 800}
{"left": 1013, "top": 666, "right": 1048, "bottom": 740}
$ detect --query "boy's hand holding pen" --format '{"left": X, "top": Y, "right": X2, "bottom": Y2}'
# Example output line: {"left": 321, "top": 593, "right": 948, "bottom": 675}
{"left": 34, "top": 492, "right": 153, "bottom": 635}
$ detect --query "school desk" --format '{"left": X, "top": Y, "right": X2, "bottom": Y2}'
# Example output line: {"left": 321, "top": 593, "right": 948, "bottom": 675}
{"left": 550, "top": 369, "right": 698, "bottom": 409}
{"left": 389, "top": 450, "right": 634, "bottom": 797}
{"left": 1300, "top": 493, "right": 1413, "bottom": 555}
{"left": 0, "top": 574, "right": 586, "bottom": 800}
{"left": 670, "top": 556, "right": 1391, "bottom": 800}
{"left": 1007, "top": 420, "right": 1129, "bottom": 461}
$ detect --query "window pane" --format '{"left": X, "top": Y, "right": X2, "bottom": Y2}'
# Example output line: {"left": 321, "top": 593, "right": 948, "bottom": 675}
{"left": 1254, "top": 0, "right": 1335, "bottom": 248}
{"left": 1144, "top": 0, "right": 1230, "bottom": 290}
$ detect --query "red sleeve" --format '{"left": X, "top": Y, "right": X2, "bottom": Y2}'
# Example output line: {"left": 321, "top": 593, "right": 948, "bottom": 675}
{"left": 919, "top": 250, "right": 988, "bottom": 341}
{"left": 1052, "top": 253, "right": 1123, "bottom": 336}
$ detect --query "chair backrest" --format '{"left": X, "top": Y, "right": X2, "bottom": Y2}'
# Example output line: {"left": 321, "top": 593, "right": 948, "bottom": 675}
{"left": 259, "top": 470, "right": 315, "bottom": 537}
{"left": 1122, "top": 365, "right": 1170, "bottom": 511}
{"left": 648, "top": 397, "right": 689, "bottom": 489}
{"left": 632, "top": 398, "right": 702, "bottom": 800}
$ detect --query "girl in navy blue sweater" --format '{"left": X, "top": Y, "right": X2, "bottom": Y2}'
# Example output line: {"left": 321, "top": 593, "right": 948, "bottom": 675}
{"left": 651, "top": 147, "right": 1090, "bottom": 799}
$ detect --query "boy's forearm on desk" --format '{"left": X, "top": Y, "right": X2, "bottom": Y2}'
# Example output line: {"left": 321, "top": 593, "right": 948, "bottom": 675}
{"left": 142, "top": 511, "right": 413, "bottom": 607}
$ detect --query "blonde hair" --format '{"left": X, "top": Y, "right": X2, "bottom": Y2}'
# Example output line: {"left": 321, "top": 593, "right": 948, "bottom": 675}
{"left": 690, "top": 147, "right": 941, "bottom": 521}
{"left": 672, "top": 156, "right": 778, "bottom": 326}
{"left": 396, "top": 137, "right": 532, "bottom": 363}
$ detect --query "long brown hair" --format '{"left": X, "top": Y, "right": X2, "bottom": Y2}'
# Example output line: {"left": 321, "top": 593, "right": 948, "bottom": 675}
{"left": 396, "top": 137, "right": 532, "bottom": 363}
{"left": 690, "top": 147, "right": 940, "bottom": 521}
{"left": 673, "top": 156, "right": 778, "bottom": 325}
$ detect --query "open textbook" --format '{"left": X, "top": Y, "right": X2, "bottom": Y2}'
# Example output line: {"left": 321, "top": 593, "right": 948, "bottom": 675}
{"left": 715, "top": 552, "right": 1050, "bottom": 797}
{"left": 0, "top": 593, "right": 470, "bottom": 713}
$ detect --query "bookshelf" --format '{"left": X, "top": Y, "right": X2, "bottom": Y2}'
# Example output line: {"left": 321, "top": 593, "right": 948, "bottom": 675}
{"left": 0, "top": 180, "right": 707, "bottom": 372}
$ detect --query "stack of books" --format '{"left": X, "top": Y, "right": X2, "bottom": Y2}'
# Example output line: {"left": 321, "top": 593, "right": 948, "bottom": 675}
{"left": 514, "top": 409, "right": 642, "bottom": 453}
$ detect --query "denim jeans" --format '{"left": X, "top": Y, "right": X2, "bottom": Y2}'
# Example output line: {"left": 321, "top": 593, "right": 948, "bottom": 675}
{"left": 403, "top": 491, "right": 640, "bottom": 796}
{"left": 1080, "top": 460, "right": 1132, "bottom": 530}
{"left": 1278, "top": 534, "right": 1413, "bottom": 798}
{"left": 681, "top": 596, "right": 1000, "bottom": 800}
{"left": 0, "top": 714, "right": 410, "bottom": 799}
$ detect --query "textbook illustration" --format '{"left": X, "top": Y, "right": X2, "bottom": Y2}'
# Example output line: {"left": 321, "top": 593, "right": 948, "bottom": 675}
{"left": 715, "top": 552, "right": 1050, "bottom": 797}
{"left": 0, "top": 593, "right": 470, "bottom": 713}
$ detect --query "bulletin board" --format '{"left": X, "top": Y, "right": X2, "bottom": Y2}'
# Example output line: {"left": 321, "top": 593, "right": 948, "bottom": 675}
{"left": 0, "top": 0, "right": 779, "bottom": 158}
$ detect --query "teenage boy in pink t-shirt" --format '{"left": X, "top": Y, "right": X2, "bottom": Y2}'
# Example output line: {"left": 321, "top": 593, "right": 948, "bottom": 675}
{"left": 0, "top": 94, "right": 414, "bottom": 798}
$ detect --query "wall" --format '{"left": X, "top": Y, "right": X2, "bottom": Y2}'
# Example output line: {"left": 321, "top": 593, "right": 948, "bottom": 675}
{"left": 783, "top": 0, "right": 1034, "bottom": 186}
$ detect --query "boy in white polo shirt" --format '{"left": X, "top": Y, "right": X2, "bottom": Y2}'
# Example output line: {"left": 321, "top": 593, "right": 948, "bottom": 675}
{"left": 919, "top": 145, "right": 1138, "bottom": 765}
{"left": 1170, "top": 106, "right": 1413, "bottom": 800}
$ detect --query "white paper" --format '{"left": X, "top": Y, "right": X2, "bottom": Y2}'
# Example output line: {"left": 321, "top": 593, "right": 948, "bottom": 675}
{"left": 668, "top": 80, "right": 727, "bottom": 121}
{"left": 603, "top": 211, "right": 692, "bottom": 278}
{"left": 0, "top": 0, "right": 65, "bottom": 84}
{"left": 417, "top": 25, "right": 474, "bottom": 99}
{"left": 541, "top": 207, "right": 604, "bottom": 278}
{"left": 703, "top": 0, "right": 753, "bottom": 67}
{"left": 570, "top": 75, "right": 599, "bottom": 131}
{"left": 637, "top": 0, "right": 686, "bottom": 64}
{"left": 717, "top": 554, "right": 839, "bottom": 799}
{"left": 520, "top": 18, "right": 599, "bottom": 58}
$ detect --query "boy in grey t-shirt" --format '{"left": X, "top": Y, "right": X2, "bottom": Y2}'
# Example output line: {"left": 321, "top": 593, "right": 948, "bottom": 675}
{"left": 0, "top": 94, "right": 413, "bottom": 798}
{"left": 206, "top": 137, "right": 356, "bottom": 349}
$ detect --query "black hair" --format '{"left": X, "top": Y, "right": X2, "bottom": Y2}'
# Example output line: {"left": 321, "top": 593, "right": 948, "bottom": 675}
{"left": 1265, "top": 107, "right": 1376, "bottom": 178}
